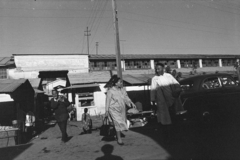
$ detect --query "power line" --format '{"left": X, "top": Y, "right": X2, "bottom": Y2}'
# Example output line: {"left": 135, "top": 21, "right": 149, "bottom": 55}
{"left": 121, "top": 17, "right": 240, "bottom": 38}
{"left": 88, "top": 0, "right": 109, "bottom": 54}
{"left": 192, "top": 1, "right": 240, "bottom": 16}
{"left": 90, "top": 0, "right": 108, "bottom": 31}
{"left": 209, "top": 1, "right": 240, "bottom": 12}
{"left": 88, "top": 0, "right": 102, "bottom": 30}
{"left": 86, "top": 0, "right": 99, "bottom": 28}
{"left": 119, "top": 9, "right": 240, "bottom": 35}
{"left": 0, "top": 6, "right": 112, "bottom": 12}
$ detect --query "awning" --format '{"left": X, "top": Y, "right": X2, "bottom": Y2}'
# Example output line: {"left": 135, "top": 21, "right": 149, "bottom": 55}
{"left": 34, "top": 89, "right": 45, "bottom": 94}
{"left": 64, "top": 84, "right": 99, "bottom": 89}
{"left": 0, "top": 79, "right": 28, "bottom": 93}
{"left": 122, "top": 74, "right": 154, "bottom": 86}
{"left": 61, "top": 84, "right": 101, "bottom": 93}
{"left": 123, "top": 75, "right": 146, "bottom": 86}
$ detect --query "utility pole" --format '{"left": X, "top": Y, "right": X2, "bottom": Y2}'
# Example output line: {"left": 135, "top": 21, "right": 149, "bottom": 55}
{"left": 84, "top": 27, "right": 91, "bottom": 55}
{"left": 112, "top": 0, "right": 122, "bottom": 79}
{"left": 96, "top": 42, "right": 99, "bottom": 55}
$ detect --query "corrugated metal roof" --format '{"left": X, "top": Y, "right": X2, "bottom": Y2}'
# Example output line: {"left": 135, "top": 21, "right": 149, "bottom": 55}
{"left": 68, "top": 70, "right": 155, "bottom": 86}
{"left": 111, "top": 69, "right": 155, "bottom": 75}
{"left": 0, "top": 57, "right": 12, "bottom": 66}
{"left": 0, "top": 79, "right": 27, "bottom": 93}
{"left": 64, "top": 84, "right": 99, "bottom": 90}
{"left": 89, "top": 54, "right": 240, "bottom": 60}
{"left": 68, "top": 71, "right": 112, "bottom": 84}
{"left": 123, "top": 75, "right": 146, "bottom": 85}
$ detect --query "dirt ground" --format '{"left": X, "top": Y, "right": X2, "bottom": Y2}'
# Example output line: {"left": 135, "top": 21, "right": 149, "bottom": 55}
{"left": 1, "top": 114, "right": 240, "bottom": 160}
{"left": 0, "top": 116, "right": 173, "bottom": 160}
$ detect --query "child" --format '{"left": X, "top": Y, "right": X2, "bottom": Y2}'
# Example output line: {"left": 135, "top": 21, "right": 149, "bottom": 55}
{"left": 81, "top": 108, "right": 92, "bottom": 134}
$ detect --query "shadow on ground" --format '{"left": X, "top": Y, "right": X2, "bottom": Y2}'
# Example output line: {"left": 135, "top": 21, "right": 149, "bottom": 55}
{"left": 0, "top": 143, "right": 33, "bottom": 160}
{"left": 130, "top": 119, "right": 240, "bottom": 160}
{"left": 95, "top": 144, "right": 123, "bottom": 160}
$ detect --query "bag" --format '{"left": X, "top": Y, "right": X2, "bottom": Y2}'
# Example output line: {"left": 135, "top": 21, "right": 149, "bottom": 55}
{"left": 100, "top": 117, "right": 115, "bottom": 137}
{"left": 67, "top": 104, "right": 75, "bottom": 112}
{"left": 127, "top": 108, "right": 139, "bottom": 114}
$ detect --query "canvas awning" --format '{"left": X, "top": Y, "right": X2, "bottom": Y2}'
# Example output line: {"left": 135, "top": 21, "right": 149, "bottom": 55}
{"left": 122, "top": 74, "right": 154, "bottom": 86}
{"left": 61, "top": 84, "right": 101, "bottom": 93}
{"left": 34, "top": 89, "right": 45, "bottom": 94}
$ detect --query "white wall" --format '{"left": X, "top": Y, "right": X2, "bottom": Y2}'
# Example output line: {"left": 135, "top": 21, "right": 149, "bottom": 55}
{"left": 8, "top": 69, "right": 39, "bottom": 79}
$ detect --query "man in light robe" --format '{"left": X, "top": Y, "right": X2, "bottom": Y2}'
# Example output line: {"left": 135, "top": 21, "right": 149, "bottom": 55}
{"left": 150, "top": 63, "right": 183, "bottom": 126}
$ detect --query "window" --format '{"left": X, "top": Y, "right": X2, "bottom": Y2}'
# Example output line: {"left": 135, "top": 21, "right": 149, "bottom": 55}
{"left": 0, "top": 68, "right": 7, "bottom": 79}
{"left": 202, "top": 77, "right": 221, "bottom": 89}
{"left": 220, "top": 76, "right": 237, "bottom": 87}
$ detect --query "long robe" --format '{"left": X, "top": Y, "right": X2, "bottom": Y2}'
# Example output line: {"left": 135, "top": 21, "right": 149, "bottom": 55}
{"left": 106, "top": 87, "right": 131, "bottom": 132}
{"left": 151, "top": 73, "right": 183, "bottom": 125}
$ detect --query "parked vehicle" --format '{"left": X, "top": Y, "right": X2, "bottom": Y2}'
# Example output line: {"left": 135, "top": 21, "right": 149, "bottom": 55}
{"left": 179, "top": 73, "right": 240, "bottom": 126}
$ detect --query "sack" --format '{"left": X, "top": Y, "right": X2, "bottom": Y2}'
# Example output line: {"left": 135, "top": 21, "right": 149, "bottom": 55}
{"left": 67, "top": 104, "right": 75, "bottom": 112}
{"left": 100, "top": 117, "right": 115, "bottom": 137}
{"left": 127, "top": 108, "right": 139, "bottom": 114}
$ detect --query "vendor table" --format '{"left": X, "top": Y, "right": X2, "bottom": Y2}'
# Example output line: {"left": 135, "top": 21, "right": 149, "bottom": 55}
{"left": 127, "top": 111, "right": 155, "bottom": 128}
{"left": 127, "top": 111, "right": 154, "bottom": 119}
{"left": 0, "top": 126, "right": 19, "bottom": 147}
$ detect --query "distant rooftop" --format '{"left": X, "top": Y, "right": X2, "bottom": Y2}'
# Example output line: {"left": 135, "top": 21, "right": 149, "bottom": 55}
{"left": 0, "top": 57, "right": 14, "bottom": 66}
{"left": 13, "top": 53, "right": 88, "bottom": 56}
{"left": 89, "top": 54, "right": 240, "bottom": 60}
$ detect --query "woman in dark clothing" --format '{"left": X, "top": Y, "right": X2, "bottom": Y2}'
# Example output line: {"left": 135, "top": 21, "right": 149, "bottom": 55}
{"left": 50, "top": 90, "right": 70, "bottom": 143}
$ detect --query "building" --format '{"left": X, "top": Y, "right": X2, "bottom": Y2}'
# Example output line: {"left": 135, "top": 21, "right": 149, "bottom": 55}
{"left": 0, "top": 57, "right": 15, "bottom": 79}
{"left": 89, "top": 54, "right": 240, "bottom": 71}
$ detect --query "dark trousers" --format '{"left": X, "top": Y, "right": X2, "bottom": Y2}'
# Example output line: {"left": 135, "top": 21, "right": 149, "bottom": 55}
{"left": 57, "top": 120, "right": 68, "bottom": 142}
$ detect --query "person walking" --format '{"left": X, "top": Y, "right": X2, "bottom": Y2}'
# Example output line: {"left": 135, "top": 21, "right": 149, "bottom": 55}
{"left": 50, "top": 90, "right": 70, "bottom": 144}
{"left": 150, "top": 63, "right": 184, "bottom": 142}
{"left": 104, "top": 75, "right": 136, "bottom": 145}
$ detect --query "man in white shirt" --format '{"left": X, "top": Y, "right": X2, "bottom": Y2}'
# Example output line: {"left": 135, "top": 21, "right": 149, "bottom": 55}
{"left": 151, "top": 63, "right": 183, "bottom": 125}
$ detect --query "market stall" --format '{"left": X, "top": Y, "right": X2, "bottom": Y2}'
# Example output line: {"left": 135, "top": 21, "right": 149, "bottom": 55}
{"left": 0, "top": 79, "right": 35, "bottom": 146}
{"left": 122, "top": 74, "right": 155, "bottom": 128}
{"left": 61, "top": 84, "right": 101, "bottom": 121}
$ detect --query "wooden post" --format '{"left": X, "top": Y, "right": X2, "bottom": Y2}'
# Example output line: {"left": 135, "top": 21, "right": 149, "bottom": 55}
{"left": 112, "top": 0, "right": 122, "bottom": 79}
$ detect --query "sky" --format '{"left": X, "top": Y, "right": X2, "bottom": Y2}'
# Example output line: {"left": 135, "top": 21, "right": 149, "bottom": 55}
{"left": 1, "top": 0, "right": 240, "bottom": 57}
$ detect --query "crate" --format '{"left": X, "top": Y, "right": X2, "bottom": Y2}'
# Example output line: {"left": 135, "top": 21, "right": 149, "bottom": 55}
{"left": 0, "top": 130, "right": 18, "bottom": 148}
